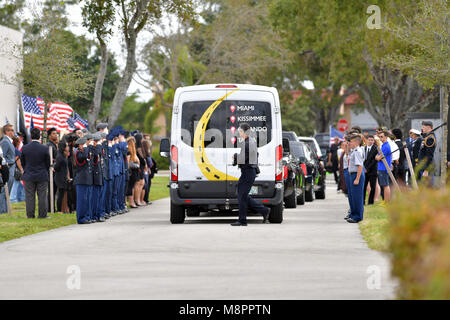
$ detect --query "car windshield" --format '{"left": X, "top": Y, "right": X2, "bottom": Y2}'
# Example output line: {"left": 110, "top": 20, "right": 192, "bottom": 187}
{"left": 290, "top": 142, "right": 305, "bottom": 159}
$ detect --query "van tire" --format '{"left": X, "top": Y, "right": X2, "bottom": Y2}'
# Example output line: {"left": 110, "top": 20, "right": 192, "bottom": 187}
{"left": 297, "top": 189, "right": 305, "bottom": 205}
{"left": 269, "top": 202, "right": 283, "bottom": 223}
{"left": 170, "top": 203, "right": 185, "bottom": 224}
{"left": 186, "top": 207, "right": 200, "bottom": 217}
{"left": 284, "top": 185, "right": 297, "bottom": 209}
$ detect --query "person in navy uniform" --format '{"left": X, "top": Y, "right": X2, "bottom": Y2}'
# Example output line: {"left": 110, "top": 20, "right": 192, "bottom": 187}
{"left": 98, "top": 132, "right": 110, "bottom": 219}
{"left": 231, "top": 123, "right": 269, "bottom": 226}
{"left": 73, "top": 136, "right": 93, "bottom": 224}
{"left": 111, "top": 133, "right": 122, "bottom": 214}
{"left": 417, "top": 121, "right": 437, "bottom": 181}
{"left": 117, "top": 131, "right": 129, "bottom": 213}
{"left": 91, "top": 133, "right": 106, "bottom": 222}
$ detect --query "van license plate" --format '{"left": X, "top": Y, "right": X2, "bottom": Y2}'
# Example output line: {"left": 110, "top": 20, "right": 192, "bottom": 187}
{"left": 249, "top": 186, "right": 259, "bottom": 195}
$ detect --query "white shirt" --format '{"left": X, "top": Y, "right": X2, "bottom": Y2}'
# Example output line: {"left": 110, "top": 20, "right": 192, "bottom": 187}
{"left": 349, "top": 147, "right": 364, "bottom": 173}
{"left": 387, "top": 138, "right": 399, "bottom": 162}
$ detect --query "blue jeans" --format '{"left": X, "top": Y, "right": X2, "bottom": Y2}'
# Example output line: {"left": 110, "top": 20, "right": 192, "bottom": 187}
{"left": 7, "top": 164, "right": 15, "bottom": 193}
{"left": 10, "top": 180, "right": 25, "bottom": 203}
{"left": 343, "top": 169, "right": 352, "bottom": 213}
{"left": 349, "top": 172, "right": 365, "bottom": 222}
{"left": 0, "top": 186, "right": 7, "bottom": 213}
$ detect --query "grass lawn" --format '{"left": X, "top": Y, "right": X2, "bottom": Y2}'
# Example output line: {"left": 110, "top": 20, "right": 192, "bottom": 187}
{"left": 0, "top": 176, "right": 170, "bottom": 243}
{"left": 359, "top": 202, "right": 390, "bottom": 252}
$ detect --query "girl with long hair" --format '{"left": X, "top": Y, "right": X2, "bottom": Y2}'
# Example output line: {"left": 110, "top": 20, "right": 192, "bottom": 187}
{"left": 126, "top": 137, "right": 140, "bottom": 208}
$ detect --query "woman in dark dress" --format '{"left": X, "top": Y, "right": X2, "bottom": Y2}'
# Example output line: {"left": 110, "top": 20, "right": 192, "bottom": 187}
{"left": 126, "top": 137, "right": 140, "bottom": 208}
{"left": 54, "top": 141, "right": 70, "bottom": 213}
{"left": 134, "top": 133, "right": 147, "bottom": 206}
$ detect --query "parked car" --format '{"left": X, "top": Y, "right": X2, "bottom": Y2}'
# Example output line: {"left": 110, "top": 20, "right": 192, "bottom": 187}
{"left": 295, "top": 142, "right": 326, "bottom": 201}
{"left": 313, "top": 132, "right": 330, "bottom": 157}
{"left": 282, "top": 131, "right": 299, "bottom": 142}
{"left": 281, "top": 139, "right": 306, "bottom": 208}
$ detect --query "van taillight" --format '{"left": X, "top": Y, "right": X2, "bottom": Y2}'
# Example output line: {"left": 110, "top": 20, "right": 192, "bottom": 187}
{"left": 171, "top": 145, "right": 178, "bottom": 181}
{"left": 283, "top": 166, "right": 288, "bottom": 179}
{"left": 275, "top": 144, "right": 283, "bottom": 181}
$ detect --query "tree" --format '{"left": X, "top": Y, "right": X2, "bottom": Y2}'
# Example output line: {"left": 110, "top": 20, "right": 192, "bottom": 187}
{"left": 99, "top": 0, "right": 195, "bottom": 127}
{"left": 20, "top": 14, "right": 92, "bottom": 135}
{"left": 0, "top": 0, "right": 25, "bottom": 30}
{"left": 82, "top": 0, "right": 115, "bottom": 129}
{"left": 269, "top": 0, "right": 439, "bottom": 132}
{"left": 383, "top": 0, "right": 449, "bottom": 186}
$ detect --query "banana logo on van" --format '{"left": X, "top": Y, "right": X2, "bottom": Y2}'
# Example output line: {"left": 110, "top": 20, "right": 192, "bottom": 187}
{"left": 193, "top": 89, "right": 239, "bottom": 181}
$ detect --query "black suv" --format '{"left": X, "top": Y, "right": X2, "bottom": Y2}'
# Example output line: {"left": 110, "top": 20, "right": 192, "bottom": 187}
{"left": 281, "top": 139, "right": 306, "bottom": 208}
{"left": 295, "top": 142, "right": 326, "bottom": 201}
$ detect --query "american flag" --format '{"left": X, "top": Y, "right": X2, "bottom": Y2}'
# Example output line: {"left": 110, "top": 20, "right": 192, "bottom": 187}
{"left": 47, "top": 101, "right": 73, "bottom": 132}
{"left": 22, "top": 94, "right": 44, "bottom": 130}
{"left": 66, "top": 117, "right": 76, "bottom": 131}
{"left": 73, "top": 112, "right": 88, "bottom": 129}
{"left": 329, "top": 126, "right": 344, "bottom": 146}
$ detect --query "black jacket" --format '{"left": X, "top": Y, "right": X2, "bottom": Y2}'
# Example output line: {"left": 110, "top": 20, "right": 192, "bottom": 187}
{"left": 363, "top": 145, "right": 378, "bottom": 176}
{"left": 21, "top": 141, "right": 50, "bottom": 182}
{"left": 54, "top": 152, "right": 68, "bottom": 189}
{"left": 74, "top": 147, "right": 93, "bottom": 186}
{"left": 233, "top": 137, "right": 258, "bottom": 169}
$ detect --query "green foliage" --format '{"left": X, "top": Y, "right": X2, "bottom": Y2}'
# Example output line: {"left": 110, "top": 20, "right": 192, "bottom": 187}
{"left": 115, "top": 94, "right": 152, "bottom": 131}
{"left": 359, "top": 203, "right": 390, "bottom": 252}
{"left": 151, "top": 143, "right": 170, "bottom": 170}
{"left": 280, "top": 93, "right": 315, "bottom": 136}
{"left": 21, "top": 17, "right": 93, "bottom": 112}
{"left": 0, "top": 0, "right": 25, "bottom": 30}
{"left": 387, "top": 187, "right": 450, "bottom": 299}
{"left": 383, "top": 0, "right": 449, "bottom": 89}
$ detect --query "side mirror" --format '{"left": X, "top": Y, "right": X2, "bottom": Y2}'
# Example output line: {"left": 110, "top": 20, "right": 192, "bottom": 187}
{"left": 282, "top": 138, "right": 290, "bottom": 153}
{"left": 160, "top": 138, "right": 170, "bottom": 158}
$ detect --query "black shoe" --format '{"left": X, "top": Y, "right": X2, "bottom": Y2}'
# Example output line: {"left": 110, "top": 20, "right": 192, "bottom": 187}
{"left": 262, "top": 208, "right": 270, "bottom": 223}
{"left": 344, "top": 214, "right": 351, "bottom": 220}
{"left": 79, "top": 220, "right": 91, "bottom": 224}
{"left": 97, "top": 217, "right": 106, "bottom": 222}
{"left": 231, "top": 221, "right": 247, "bottom": 226}
{"left": 346, "top": 218, "right": 359, "bottom": 223}
{"left": 104, "top": 214, "right": 110, "bottom": 219}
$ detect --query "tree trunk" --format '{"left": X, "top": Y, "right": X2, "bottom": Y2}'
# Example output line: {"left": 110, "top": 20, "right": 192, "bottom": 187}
{"left": 441, "top": 85, "right": 448, "bottom": 188}
{"left": 108, "top": 34, "right": 138, "bottom": 127}
{"left": 362, "top": 48, "right": 439, "bottom": 133}
{"left": 88, "top": 38, "right": 109, "bottom": 130}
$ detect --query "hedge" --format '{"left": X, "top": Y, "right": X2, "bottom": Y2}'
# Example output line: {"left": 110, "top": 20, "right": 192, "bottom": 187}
{"left": 151, "top": 142, "right": 169, "bottom": 170}
{"left": 387, "top": 186, "right": 450, "bottom": 299}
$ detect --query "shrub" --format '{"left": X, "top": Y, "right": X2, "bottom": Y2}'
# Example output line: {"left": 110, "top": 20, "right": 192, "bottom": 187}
{"left": 151, "top": 142, "right": 169, "bottom": 170}
{"left": 387, "top": 187, "right": 450, "bottom": 299}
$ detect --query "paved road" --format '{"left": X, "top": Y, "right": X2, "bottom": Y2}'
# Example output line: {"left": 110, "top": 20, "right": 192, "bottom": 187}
{"left": 0, "top": 179, "right": 396, "bottom": 299}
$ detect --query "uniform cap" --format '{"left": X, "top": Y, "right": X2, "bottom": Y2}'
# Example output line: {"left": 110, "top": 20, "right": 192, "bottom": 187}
{"left": 81, "top": 128, "right": 89, "bottom": 134}
{"left": 85, "top": 133, "right": 94, "bottom": 140}
{"left": 422, "top": 120, "right": 433, "bottom": 128}
{"left": 93, "top": 133, "right": 102, "bottom": 142}
{"left": 96, "top": 122, "right": 108, "bottom": 130}
{"left": 410, "top": 129, "right": 421, "bottom": 135}
{"left": 75, "top": 136, "right": 87, "bottom": 145}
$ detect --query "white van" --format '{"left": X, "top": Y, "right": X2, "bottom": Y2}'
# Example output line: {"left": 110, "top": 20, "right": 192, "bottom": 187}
{"left": 160, "top": 84, "right": 284, "bottom": 224}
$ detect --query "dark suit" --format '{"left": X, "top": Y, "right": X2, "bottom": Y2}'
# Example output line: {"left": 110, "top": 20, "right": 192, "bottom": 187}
{"left": 234, "top": 137, "right": 268, "bottom": 223}
{"left": 363, "top": 145, "right": 378, "bottom": 205}
{"left": 54, "top": 152, "right": 68, "bottom": 212}
{"left": 20, "top": 141, "right": 50, "bottom": 218}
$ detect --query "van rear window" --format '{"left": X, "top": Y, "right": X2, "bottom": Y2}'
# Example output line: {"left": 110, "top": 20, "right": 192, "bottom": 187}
{"left": 181, "top": 100, "right": 272, "bottom": 148}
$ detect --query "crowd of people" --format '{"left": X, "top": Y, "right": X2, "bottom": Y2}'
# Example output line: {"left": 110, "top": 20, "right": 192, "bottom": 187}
{"left": 327, "top": 121, "right": 440, "bottom": 223}
{"left": 0, "top": 123, "right": 158, "bottom": 224}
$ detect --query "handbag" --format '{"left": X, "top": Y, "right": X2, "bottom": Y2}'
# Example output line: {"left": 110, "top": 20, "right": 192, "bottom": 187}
{"left": 14, "top": 165, "right": 23, "bottom": 181}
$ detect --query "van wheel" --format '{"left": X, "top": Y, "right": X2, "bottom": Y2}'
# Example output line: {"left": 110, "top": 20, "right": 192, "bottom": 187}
{"left": 284, "top": 185, "right": 297, "bottom": 209}
{"left": 170, "top": 203, "right": 185, "bottom": 224}
{"left": 297, "top": 188, "right": 305, "bottom": 205}
{"left": 315, "top": 185, "right": 326, "bottom": 199}
{"left": 186, "top": 207, "right": 200, "bottom": 217}
{"left": 269, "top": 202, "right": 283, "bottom": 223}
{"left": 305, "top": 185, "right": 315, "bottom": 202}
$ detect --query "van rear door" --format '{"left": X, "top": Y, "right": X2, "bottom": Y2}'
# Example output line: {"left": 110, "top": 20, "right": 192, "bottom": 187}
{"left": 176, "top": 89, "right": 230, "bottom": 198}
{"left": 224, "top": 90, "right": 277, "bottom": 198}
